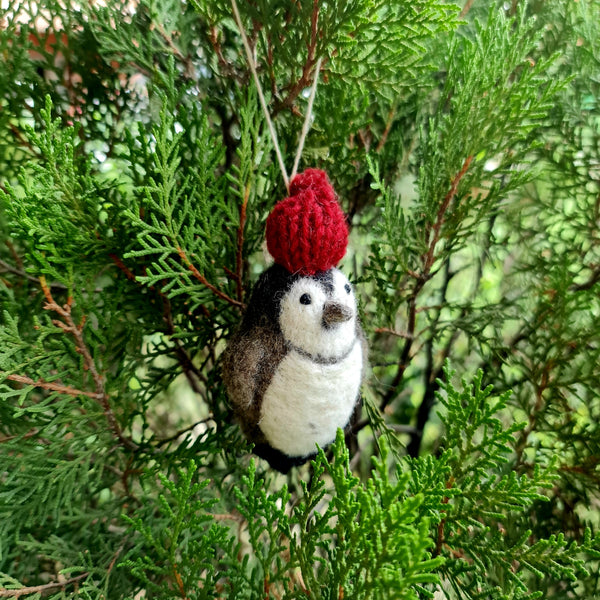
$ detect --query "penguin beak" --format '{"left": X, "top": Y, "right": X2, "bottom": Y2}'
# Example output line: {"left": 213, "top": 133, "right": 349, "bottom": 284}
{"left": 322, "top": 302, "right": 353, "bottom": 328}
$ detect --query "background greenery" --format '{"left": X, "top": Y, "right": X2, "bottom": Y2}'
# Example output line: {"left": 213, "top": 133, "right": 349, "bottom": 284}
{"left": 0, "top": 0, "right": 599, "bottom": 598}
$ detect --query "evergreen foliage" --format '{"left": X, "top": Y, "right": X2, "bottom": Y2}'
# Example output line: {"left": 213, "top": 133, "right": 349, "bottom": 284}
{"left": 0, "top": 0, "right": 599, "bottom": 598}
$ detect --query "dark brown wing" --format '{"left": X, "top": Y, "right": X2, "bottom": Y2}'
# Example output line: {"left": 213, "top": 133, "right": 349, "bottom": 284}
{"left": 221, "top": 325, "right": 288, "bottom": 439}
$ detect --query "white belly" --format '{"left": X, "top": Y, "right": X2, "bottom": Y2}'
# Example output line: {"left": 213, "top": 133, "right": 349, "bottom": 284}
{"left": 259, "top": 340, "right": 362, "bottom": 457}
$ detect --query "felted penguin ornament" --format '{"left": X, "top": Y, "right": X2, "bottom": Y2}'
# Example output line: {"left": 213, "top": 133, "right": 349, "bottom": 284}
{"left": 222, "top": 169, "right": 367, "bottom": 473}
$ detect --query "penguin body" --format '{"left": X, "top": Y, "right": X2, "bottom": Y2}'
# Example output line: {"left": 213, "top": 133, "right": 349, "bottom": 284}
{"left": 222, "top": 263, "right": 366, "bottom": 472}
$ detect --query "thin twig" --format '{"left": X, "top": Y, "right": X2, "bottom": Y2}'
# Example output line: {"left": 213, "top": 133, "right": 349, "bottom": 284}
{"left": 162, "top": 296, "right": 207, "bottom": 395}
{"left": 380, "top": 156, "right": 473, "bottom": 410}
{"left": 5, "top": 240, "right": 23, "bottom": 270}
{"left": 106, "top": 542, "right": 126, "bottom": 579}
{"left": 5, "top": 374, "right": 104, "bottom": 400}
{"left": 108, "top": 254, "right": 211, "bottom": 397}
{"left": 176, "top": 245, "right": 244, "bottom": 309}
{"left": 459, "top": 0, "right": 475, "bottom": 18}
{"left": 155, "top": 416, "right": 215, "bottom": 448}
{"left": 8, "top": 123, "right": 40, "bottom": 157}
{"left": 375, "top": 105, "right": 397, "bottom": 153}
{"left": 406, "top": 261, "right": 457, "bottom": 458}
{"left": 0, "top": 258, "right": 67, "bottom": 289}
{"left": 433, "top": 476, "right": 455, "bottom": 558}
{"left": 154, "top": 22, "right": 194, "bottom": 78}
{"left": 0, "top": 573, "right": 89, "bottom": 598}
{"left": 208, "top": 26, "right": 237, "bottom": 80}
{"left": 571, "top": 266, "right": 600, "bottom": 291}
{"left": 273, "top": 0, "right": 322, "bottom": 116}
{"left": 235, "top": 185, "right": 249, "bottom": 302}
{"left": 211, "top": 511, "right": 245, "bottom": 523}
{"left": 38, "top": 276, "right": 138, "bottom": 451}
{"left": 173, "top": 561, "right": 188, "bottom": 600}
{"left": 109, "top": 253, "right": 137, "bottom": 282}
{"left": 422, "top": 155, "right": 474, "bottom": 274}
{"left": 373, "top": 327, "right": 413, "bottom": 339}
{"left": 0, "top": 429, "right": 39, "bottom": 444}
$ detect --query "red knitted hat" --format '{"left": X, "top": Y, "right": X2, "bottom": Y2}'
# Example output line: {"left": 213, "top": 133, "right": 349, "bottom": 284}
{"left": 266, "top": 169, "right": 348, "bottom": 275}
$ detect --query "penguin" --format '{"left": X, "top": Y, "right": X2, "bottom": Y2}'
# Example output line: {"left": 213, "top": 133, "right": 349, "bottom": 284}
{"left": 222, "top": 262, "right": 366, "bottom": 473}
{"left": 222, "top": 168, "right": 368, "bottom": 472}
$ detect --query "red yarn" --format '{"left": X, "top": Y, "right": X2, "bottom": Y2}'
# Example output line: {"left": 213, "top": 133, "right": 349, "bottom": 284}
{"left": 266, "top": 169, "right": 348, "bottom": 275}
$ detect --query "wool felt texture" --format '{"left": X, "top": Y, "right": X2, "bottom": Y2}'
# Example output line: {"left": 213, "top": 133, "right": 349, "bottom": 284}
{"left": 222, "top": 264, "right": 367, "bottom": 472}
{"left": 266, "top": 169, "right": 348, "bottom": 276}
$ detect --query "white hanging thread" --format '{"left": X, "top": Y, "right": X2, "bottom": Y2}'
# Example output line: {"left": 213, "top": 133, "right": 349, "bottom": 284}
{"left": 291, "top": 55, "right": 322, "bottom": 182}
{"left": 230, "top": 0, "right": 322, "bottom": 193}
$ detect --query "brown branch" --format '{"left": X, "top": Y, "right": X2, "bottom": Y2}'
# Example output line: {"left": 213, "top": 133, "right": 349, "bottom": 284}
{"left": 5, "top": 240, "right": 23, "bottom": 271}
{"left": 162, "top": 295, "right": 207, "bottom": 396}
{"left": 106, "top": 542, "right": 126, "bottom": 582}
{"left": 459, "top": 0, "right": 475, "bottom": 18}
{"left": 0, "top": 257, "right": 67, "bottom": 289}
{"left": 272, "top": 0, "right": 321, "bottom": 115}
{"left": 209, "top": 26, "right": 234, "bottom": 78}
{"left": 0, "top": 258, "right": 40, "bottom": 284}
{"left": 0, "top": 429, "right": 39, "bottom": 444}
{"left": 173, "top": 562, "right": 188, "bottom": 600}
{"left": 515, "top": 364, "right": 550, "bottom": 467}
{"left": 422, "top": 155, "right": 473, "bottom": 274}
{"left": 406, "top": 261, "right": 458, "bottom": 457}
{"left": 176, "top": 246, "right": 244, "bottom": 309}
{"left": 109, "top": 253, "right": 137, "bottom": 282}
{"left": 433, "top": 476, "right": 455, "bottom": 558}
{"left": 211, "top": 511, "right": 245, "bottom": 523}
{"left": 373, "top": 327, "right": 413, "bottom": 339}
{"left": 154, "top": 22, "right": 194, "bottom": 79}
{"left": 375, "top": 105, "right": 397, "bottom": 153}
{"left": 155, "top": 416, "right": 215, "bottom": 448}
{"left": 380, "top": 156, "right": 473, "bottom": 410}
{"left": 5, "top": 373, "right": 104, "bottom": 400}
{"left": 235, "top": 185, "right": 249, "bottom": 303}
{"left": 266, "top": 34, "right": 277, "bottom": 97}
{"left": 0, "top": 573, "right": 89, "bottom": 598}
{"left": 9, "top": 123, "right": 40, "bottom": 157}
{"left": 107, "top": 255, "right": 211, "bottom": 399}
{"left": 37, "top": 276, "right": 138, "bottom": 451}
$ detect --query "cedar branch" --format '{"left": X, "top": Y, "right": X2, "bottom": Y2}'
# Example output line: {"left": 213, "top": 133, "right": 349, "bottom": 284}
{"left": 434, "top": 476, "right": 455, "bottom": 558}
{"left": 173, "top": 562, "right": 188, "bottom": 600}
{"left": 0, "top": 257, "right": 67, "bottom": 289}
{"left": 381, "top": 156, "right": 473, "bottom": 410}
{"left": 37, "top": 276, "right": 138, "bottom": 451}
{"left": 423, "top": 155, "right": 474, "bottom": 274}
{"left": 0, "top": 573, "right": 89, "bottom": 598}
{"left": 176, "top": 246, "right": 244, "bottom": 309}
{"left": 460, "top": 0, "right": 475, "bottom": 18}
{"left": 375, "top": 105, "right": 397, "bottom": 153}
{"left": 373, "top": 327, "right": 414, "bottom": 339}
{"left": 272, "top": 0, "right": 321, "bottom": 115}
{"left": 5, "top": 373, "right": 104, "bottom": 400}
{"left": 235, "top": 184, "right": 249, "bottom": 302}
{"left": 162, "top": 296, "right": 207, "bottom": 396}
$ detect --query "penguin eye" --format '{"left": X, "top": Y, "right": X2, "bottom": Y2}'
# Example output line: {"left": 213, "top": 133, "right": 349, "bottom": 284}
{"left": 344, "top": 283, "right": 351, "bottom": 294}
{"left": 299, "top": 293, "right": 312, "bottom": 305}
